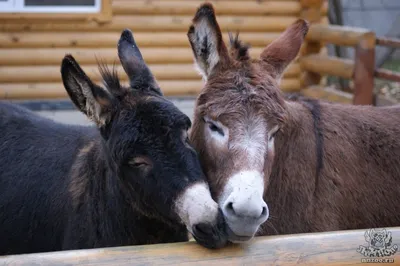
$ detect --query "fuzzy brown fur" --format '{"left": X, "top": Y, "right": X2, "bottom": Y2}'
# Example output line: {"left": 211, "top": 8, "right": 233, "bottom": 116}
{"left": 188, "top": 3, "right": 400, "bottom": 237}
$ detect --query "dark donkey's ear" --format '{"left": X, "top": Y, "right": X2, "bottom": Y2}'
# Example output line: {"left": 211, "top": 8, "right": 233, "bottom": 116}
{"left": 187, "top": 3, "right": 230, "bottom": 80}
{"left": 260, "top": 19, "right": 309, "bottom": 80}
{"left": 61, "top": 54, "right": 114, "bottom": 126}
{"left": 117, "top": 29, "right": 162, "bottom": 96}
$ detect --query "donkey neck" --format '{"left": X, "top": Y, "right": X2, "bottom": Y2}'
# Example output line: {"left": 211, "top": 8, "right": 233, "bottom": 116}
{"left": 69, "top": 138, "right": 188, "bottom": 246}
{"left": 261, "top": 100, "right": 322, "bottom": 235}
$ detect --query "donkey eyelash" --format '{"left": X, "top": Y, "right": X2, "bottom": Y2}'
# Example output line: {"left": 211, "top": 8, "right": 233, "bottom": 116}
{"left": 268, "top": 132, "right": 276, "bottom": 141}
{"left": 268, "top": 127, "right": 279, "bottom": 141}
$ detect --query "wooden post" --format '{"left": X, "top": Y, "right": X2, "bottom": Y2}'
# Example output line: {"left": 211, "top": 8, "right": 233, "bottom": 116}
{"left": 299, "top": 0, "right": 325, "bottom": 89}
{"left": 352, "top": 32, "right": 376, "bottom": 105}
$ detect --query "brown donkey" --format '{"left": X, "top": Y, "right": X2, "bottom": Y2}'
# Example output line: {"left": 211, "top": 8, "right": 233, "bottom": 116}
{"left": 187, "top": 3, "right": 400, "bottom": 243}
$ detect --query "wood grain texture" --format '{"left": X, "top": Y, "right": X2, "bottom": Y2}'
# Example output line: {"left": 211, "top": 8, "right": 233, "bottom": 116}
{"left": 112, "top": 0, "right": 301, "bottom": 15}
{"left": 0, "top": 47, "right": 298, "bottom": 66}
{"left": 0, "top": 63, "right": 300, "bottom": 83}
{"left": 0, "top": 0, "right": 329, "bottom": 101}
{"left": 1, "top": 227, "right": 399, "bottom": 265}
{"left": 0, "top": 32, "right": 283, "bottom": 48}
{"left": 301, "top": 85, "right": 353, "bottom": 104}
{"left": 306, "top": 24, "right": 371, "bottom": 47}
{"left": 300, "top": 54, "right": 355, "bottom": 79}
{"left": 0, "top": 78, "right": 301, "bottom": 99}
{"left": 0, "top": 15, "right": 297, "bottom": 32}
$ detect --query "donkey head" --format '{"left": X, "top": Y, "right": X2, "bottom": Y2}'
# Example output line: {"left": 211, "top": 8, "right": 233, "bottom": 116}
{"left": 188, "top": 3, "right": 309, "bottom": 242}
{"left": 60, "top": 29, "right": 227, "bottom": 249}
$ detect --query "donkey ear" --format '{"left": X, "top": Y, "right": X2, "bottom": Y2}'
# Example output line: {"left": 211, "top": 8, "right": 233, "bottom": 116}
{"left": 117, "top": 29, "right": 162, "bottom": 96}
{"left": 260, "top": 19, "right": 309, "bottom": 80}
{"left": 187, "top": 3, "right": 229, "bottom": 80}
{"left": 61, "top": 54, "right": 114, "bottom": 126}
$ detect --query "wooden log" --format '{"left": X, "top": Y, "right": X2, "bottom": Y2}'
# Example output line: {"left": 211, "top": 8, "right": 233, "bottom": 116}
{"left": 0, "top": 32, "right": 284, "bottom": 48}
{"left": 307, "top": 24, "right": 372, "bottom": 47}
{"left": 375, "top": 68, "right": 400, "bottom": 83}
{"left": 0, "top": 15, "right": 297, "bottom": 32}
{"left": 0, "top": 227, "right": 399, "bottom": 265}
{"left": 0, "top": 81, "right": 204, "bottom": 99}
{"left": 376, "top": 36, "right": 400, "bottom": 49}
{"left": 301, "top": 85, "right": 353, "bottom": 104}
{"left": 0, "top": 47, "right": 302, "bottom": 72}
{"left": 352, "top": 32, "right": 375, "bottom": 105}
{"left": 0, "top": 79, "right": 300, "bottom": 99}
{"left": 112, "top": 0, "right": 301, "bottom": 15}
{"left": 321, "top": 0, "right": 328, "bottom": 16}
{"left": 300, "top": 54, "right": 355, "bottom": 79}
{"left": 0, "top": 47, "right": 286, "bottom": 66}
{"left": 300, "top": 0, "right": 324, "bottom": 8}
{"left": 0, "top": 63, "right": 300, "bottom": 83}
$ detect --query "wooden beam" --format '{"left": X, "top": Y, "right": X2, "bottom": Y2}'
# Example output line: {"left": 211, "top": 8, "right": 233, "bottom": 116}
{"left": 307, "top": 24, "right": 372, "bottom": 47}
{"left": 0, "top": 32, "right": 284, "bottom": 48}
{"left": 375, "top": 68, "right": 400, "bottom": 83}
{"left": 376, "top": 36, "right": 400, "bottom": 49}
{"left": 300, "top": 54, "right": 355, "bottom": 79}
{"left": 0, "top": 63, "right": 300, "bottom": 83}
{"left": 0, "top": 48, "right": 301, "bottom": 68}
{"left": 0, "top": 79, "right": 301, "bottom": 99}
{"left": 301, "top": 85, "right": 353, "bottom": 104}
{"left": 1, "top": 227, "right": 399, "bottom": 265}
{"left": 0, "top": 15, "right": 297, "bottom": 32}
{"left": 352, "top": 32, "right": 375, "bottom": 105}
{"left": 112, "top": 0, "right": 301, "bottom": 16}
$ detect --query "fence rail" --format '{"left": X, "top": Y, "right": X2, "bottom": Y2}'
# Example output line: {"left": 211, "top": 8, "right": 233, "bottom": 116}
{"left": 1, "top": 227, "right": 399, "bottom": 265}
{"left": 302, "top": 23, "right": 400, "bottom": 106}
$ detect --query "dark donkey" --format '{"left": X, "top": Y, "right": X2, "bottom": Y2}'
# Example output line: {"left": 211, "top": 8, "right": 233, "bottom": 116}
{"left": 0, "top": 29, "right": 227, "bottom": 255}
{"left": 187, "top": 3, "right": 400, "bottom": 243}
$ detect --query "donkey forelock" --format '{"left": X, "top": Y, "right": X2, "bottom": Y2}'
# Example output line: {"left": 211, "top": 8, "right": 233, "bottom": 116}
{"left": 188, "top": 3, "right": 309, "bottom": 242}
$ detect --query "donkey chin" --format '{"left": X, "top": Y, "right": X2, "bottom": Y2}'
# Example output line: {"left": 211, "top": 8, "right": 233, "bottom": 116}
{"left": 174, "top": 182, "right": 229, "bottom": 249}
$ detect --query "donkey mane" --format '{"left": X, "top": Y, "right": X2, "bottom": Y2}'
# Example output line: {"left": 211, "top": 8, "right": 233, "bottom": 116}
{"left": 228, "top": 32, "right": 250, "bottom": 61}
{"left": 298, "top": 98, "right": 324, "bottom": 197}
{"left": 97, "top": 59, "right": 122, "bottom": 96}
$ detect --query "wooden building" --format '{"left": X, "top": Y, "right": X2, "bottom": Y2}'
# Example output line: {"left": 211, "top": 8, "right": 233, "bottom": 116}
{"left": 0, "top": 0, "right": 329, "bottom": 100}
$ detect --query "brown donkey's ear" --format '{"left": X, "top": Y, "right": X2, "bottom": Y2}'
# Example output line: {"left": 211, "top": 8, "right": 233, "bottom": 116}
{"left": 61, "top": 54, "right": 114, "bottom": 126}
{"left": 260, "top": 19, "right": 309, "bottom": 80}
{"left": 187, "top": 3, "right": 230, "bottom": 80}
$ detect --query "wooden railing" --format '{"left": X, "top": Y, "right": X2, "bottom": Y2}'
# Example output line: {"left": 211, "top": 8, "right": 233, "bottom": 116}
{"left": 1, "top": 227, "right": 399, "bottom": 265}
{"left": 301, "top": 23, "right": 400, "bottom": 106}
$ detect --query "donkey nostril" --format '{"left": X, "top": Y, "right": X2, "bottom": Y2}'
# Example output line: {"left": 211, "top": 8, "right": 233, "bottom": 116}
{"left": 261, "top": 206, "right": 267, "bottom": 216}
{"left": 226, "top": 202, "right": 235, "bottom": 213}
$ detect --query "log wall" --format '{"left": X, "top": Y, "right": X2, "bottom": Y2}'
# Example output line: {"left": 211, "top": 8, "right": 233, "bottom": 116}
{"left": 0, "top": 0, "right": 328, "bottom": 99}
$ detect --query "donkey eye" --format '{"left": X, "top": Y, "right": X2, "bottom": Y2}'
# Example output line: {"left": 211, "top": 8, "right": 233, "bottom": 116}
{"left": 208, "top": 122, "right": 224, "bottom": 136}
{"left": 269, "top": 132, "right": 276, "bottom": 141}
{"left": 268, "top": 126, "right": 279, "bottom": 141}
{"left": 128, "top": 158, "right": 149, "bottom": 168}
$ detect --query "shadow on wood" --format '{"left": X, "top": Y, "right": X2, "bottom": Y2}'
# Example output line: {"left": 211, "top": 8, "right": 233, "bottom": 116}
{"left": 1, "top": 227, "right": 399, "bottom": 265}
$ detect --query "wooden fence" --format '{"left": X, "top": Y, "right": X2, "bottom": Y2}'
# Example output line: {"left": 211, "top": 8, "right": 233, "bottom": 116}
{"left": 300, "top": 24, "right": 400, "bottom": 106}
{"left": 1, "top": 226, "right": 399, "bottom": 265}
